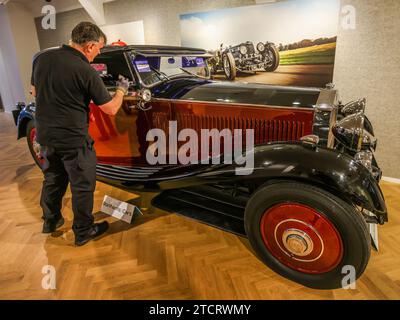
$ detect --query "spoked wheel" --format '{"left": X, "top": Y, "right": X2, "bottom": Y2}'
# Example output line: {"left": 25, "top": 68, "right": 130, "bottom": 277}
{"left": 245, "top": 182, "right": 371, "bottom": 289}
{"left": 264, "top": 44, "right": 280, "bottom": 72}
{"left": 222, "top": 52, "right": 236, "bottom": 80}
{"left": 26, "top": 120, "right": 44, "bottom": 169}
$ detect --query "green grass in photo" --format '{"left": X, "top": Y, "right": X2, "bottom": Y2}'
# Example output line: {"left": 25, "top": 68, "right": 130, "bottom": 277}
{"left": 279, "top": 43, "right": 336, "bottom": 65}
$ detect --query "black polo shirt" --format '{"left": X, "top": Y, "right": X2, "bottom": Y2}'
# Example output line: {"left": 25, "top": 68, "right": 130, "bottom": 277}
{"left": 31, "top": 44, "right": 112, "bottom": 149}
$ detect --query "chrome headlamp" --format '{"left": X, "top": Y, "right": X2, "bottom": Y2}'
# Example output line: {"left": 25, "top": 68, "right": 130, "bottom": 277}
{"left": 257, "top": 42, "right": 266, "bottom": 53}
{"left": 333, "top": 111, "right": 377, "bottom": 152}
{"left": 332, "top": 112, "right": 364, "bottom": 152}
{"left": 239, "top": 45, "right": 248, "bottom": 55}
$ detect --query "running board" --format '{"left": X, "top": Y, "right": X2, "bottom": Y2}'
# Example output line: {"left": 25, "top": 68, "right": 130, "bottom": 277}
{"left": 151, "top": 185, "right": 248, "bottom": 237}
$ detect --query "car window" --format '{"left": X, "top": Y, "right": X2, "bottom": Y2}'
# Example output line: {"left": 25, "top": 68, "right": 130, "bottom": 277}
{"left": 92, "top": 51, "right": 135, "bottom": 89}
{"left": 132, "top": 55, "right": 210, "bottom": 87}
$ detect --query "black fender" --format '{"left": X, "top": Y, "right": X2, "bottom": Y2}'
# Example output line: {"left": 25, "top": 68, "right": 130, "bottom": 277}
{"left": 158, "top": 143, "right": 387, "bottom": 221}
{"left": 249, "top": 143, "right": 387, "bottom": 219}
{"left": 16, "top": 108, "right": 35, "bottom": 139}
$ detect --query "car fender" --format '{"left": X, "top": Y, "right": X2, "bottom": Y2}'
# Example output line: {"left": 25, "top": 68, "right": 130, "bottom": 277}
{"left": 16, "top": 108, "right": 34, "bottom": 139}
{"left": 249, "top": 143, "right": 387, "bottom": 219}
{"left": 162, "top": 143, "right": 387, "bottom": 220}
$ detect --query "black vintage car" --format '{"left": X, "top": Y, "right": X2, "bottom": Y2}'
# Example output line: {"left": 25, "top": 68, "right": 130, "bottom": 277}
{"left": 14, "top": 44, "right": 387, "bottom": 289}
{"left": 208, "top": 41, "right": 280, "bottom": 80}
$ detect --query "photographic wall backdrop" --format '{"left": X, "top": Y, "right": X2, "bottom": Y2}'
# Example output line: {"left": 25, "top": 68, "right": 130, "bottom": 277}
{"left": 180, "top": 0, "right": 341, "bottom": 88}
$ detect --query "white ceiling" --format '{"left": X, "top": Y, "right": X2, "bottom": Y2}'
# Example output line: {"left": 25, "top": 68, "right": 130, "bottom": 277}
{"left": 8, "top": 0, "right": 116, "bottom": 17}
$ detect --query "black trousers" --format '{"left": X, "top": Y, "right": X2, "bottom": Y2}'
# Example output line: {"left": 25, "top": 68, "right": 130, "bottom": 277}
{"left": 40, "top": 136, "right": 97, "bottom": 237}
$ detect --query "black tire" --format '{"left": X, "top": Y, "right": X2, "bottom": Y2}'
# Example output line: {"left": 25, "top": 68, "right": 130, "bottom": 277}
{"left": 244, "top": 181, "right": 370, "bottom": 289}
{"left": 26, "top": 120, "right": 43, "bottom": 169}
{"left": 222, "top": 52, "right": 236, "bottom": 80}
{"left": 264, "top": 44, "right": 280, "bottom": 72}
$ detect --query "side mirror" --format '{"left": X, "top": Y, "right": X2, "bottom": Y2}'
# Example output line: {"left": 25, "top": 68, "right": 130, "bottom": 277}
{"left": 129, "top": 89, "right": 152, "bottom": 111}
{"left": 139, "top": 88, "right": 152, "bottom": 103}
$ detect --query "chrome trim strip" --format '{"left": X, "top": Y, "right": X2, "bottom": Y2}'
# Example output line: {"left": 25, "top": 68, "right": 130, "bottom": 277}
{"left": 96, "top": 165, "right": 160, "bottom": 174}
{"left": 97, "top": 164, "right": 161, "bottom": 172}
{"left": 111, "top": 165, "right": 164, "bottom": 171}
{"left": 96, "top": 170, "right": 149, "bottom": 178}
{"left": 151, "top": 97, "right": 315, "bottom": 111}
{"left": 96, "top": 169, "right": 150, "bottom": 178}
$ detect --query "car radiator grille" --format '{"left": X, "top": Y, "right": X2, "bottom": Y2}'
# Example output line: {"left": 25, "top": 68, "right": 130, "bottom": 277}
{"left": 174, "top": 113, "right": 308, "bottom": 145}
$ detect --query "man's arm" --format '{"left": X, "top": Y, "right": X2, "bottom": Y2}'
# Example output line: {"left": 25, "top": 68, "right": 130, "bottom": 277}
{"left": 90, "top": 74, "right": 130, "bottom": 116}
{"left": 98, "top": 90, "right": 125, "bottom": 116}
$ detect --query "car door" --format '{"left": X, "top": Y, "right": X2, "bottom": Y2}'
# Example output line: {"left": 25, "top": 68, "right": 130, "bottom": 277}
{"left": 88, "top": 51, "right": 172, "bottom": 167}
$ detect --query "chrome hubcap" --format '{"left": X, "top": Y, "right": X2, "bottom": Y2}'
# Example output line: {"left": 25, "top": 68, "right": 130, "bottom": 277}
{"left": 282, "top": 229, "right": 314, "bottom": 257}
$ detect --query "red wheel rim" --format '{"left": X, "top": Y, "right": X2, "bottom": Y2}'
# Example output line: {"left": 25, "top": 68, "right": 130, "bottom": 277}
{"left": 29, "top": 127, "right": 45, "bottom": 166}
{"left": 260, "top": 203, "right": 343, "bottom": 274}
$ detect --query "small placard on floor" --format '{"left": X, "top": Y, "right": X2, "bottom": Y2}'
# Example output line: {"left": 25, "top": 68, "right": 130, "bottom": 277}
{"left": 100, "top": 195, "right": 142, "bottom": 224}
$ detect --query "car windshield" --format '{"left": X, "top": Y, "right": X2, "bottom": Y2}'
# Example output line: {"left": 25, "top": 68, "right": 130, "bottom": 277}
{"left": 132, "top": 55, "right": 210, "bottom": 87}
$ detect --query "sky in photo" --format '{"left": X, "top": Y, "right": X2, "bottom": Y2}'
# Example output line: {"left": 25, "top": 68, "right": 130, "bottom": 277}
{"left": 180, "top": 0, "right": 340, "bottom": 50}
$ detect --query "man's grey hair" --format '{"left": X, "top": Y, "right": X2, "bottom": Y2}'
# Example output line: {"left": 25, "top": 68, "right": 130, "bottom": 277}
{"left": 71, "top": 21, "right": 107, "bottom": 46}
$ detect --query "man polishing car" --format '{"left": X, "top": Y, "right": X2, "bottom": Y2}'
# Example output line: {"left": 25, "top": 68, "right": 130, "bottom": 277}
{"left": 30, "top": 21, "right": 129, "bottom": 246}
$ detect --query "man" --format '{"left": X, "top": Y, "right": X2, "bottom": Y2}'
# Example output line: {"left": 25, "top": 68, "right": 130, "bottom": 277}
{"left": 30, "top": 21, "right": 129, "bottom": 246}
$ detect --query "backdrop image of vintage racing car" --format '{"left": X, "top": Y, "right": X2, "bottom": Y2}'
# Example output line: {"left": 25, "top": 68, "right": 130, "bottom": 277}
{"left": 207, "top": 41, "right": 280, "bottom": 80}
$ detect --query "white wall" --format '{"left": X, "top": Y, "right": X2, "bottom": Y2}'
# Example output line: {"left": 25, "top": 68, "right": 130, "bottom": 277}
{"left": 101, "top": 20, "right": 145, "bottom": 45}
{"left": 0, "top": 5, "right": 26, "bottom": 112}
{"left": 7, "top": 2, "right": 41, "bottom": 105}
{"left": 333, "top": 0, "right": 400, "bottom": 178}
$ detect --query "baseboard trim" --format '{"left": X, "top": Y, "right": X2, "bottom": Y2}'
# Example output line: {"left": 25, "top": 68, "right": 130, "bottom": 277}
{"left": 382, "top": 176, "right": 400, "bottom": 184}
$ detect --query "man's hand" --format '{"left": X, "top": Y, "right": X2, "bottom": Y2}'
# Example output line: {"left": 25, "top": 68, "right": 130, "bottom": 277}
{"left": 98, "top": 76, "right": 130, "bottom": 116}
{"left": 116, "top": 75, "right": 130, "bottom": 95}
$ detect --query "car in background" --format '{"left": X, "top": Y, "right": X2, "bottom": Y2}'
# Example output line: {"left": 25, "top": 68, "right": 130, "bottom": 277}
{"left": 208, "top": 41, "right": 280, "bottom": 80}
{"left": 14, "top": 44, "right": 387, "bottom": 289}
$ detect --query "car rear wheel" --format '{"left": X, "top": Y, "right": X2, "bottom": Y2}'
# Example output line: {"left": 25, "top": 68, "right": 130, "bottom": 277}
{"left": 26, "top": 120, "right": 44, "bottom": 169}
{"left": 222, "top": 52, "right": 236, "bottom": 80}
{"left": 264, "top": 44, "right": 280, "bottom": 72}
{"left": 244, "top": 181, "right": 370, "bottom": 289}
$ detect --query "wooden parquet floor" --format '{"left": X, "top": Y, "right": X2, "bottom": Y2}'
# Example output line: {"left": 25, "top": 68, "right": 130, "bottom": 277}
{"left": 0, "top": 112, "right": 399, "bottom": 300}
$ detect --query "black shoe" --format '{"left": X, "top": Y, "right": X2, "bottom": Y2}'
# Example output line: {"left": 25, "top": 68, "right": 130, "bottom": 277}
{"left": 75, "top": 221, "right": 109, "bottom": 246}
{"left": 42, "top": 216, "right": 65, "bottom": 234}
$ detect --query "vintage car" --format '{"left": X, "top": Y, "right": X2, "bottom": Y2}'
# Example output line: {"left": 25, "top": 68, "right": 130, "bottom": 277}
{"left": 207, "top": 41, "right": 280, "bottom": 80}
{"left": 14, "top": 45, "right": 387, "bottom": 289}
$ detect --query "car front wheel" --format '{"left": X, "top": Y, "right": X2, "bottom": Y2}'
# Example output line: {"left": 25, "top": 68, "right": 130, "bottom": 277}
{"left": 244, "top": 181, "right": 371, "bottom": 289}
{"left": 26, "top": 120, "right": 44, "bottom": 169}
{"left": 222, "top": 52, "right": 236, "bottom": 80}
{"left": 264, "top": 44, "right": 280, "bottom": 72}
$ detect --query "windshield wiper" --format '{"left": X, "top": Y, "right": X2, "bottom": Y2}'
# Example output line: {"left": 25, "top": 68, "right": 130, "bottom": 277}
{"left": 179, "top": 68, "right": 198, "bottom": 78}
{"left": 150, "top": 66, "right": 170, "bottom": 81}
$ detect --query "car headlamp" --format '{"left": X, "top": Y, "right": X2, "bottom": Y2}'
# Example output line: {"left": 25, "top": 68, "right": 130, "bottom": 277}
{"left": 332, "top": 112, "right": 364, "bottom": 152}
{"left": 239, "top": 45, "right": 248, "bottom": 55}
{"left": 257, "top": 42, "right": 266, "bottom": 53}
